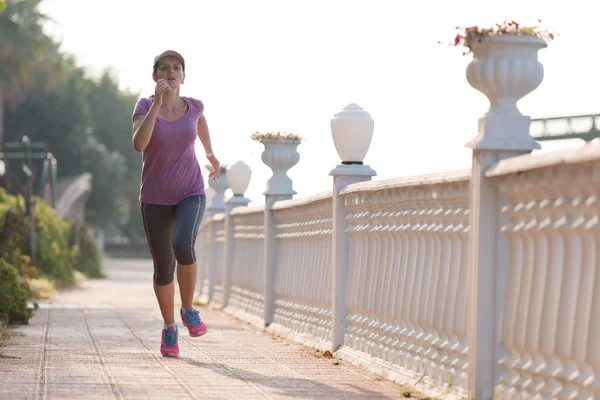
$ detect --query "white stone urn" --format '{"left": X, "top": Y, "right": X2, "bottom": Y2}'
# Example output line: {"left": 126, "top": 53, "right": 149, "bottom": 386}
{"left": 227, "top": 161, "right": 252, "bottom": 196}
{"left": 466, "top": 35, "right": 547, "bottom": 117}
{"left": 207, "top": 170, "right": 228, "bottom": 212}
{"left": 330, "top": 103, "right": 374, "bottom": 164}
{"left": 465, "top": 35, "right": 547, "bottom": 150}
{"left": 260, "top": 139, "right": 300, "bottom": 196}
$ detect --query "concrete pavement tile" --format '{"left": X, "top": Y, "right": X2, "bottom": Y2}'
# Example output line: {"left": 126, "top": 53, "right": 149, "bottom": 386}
{"left": 101, "top": 354, "right": 158, "bottom": 363}
{"left": 44, "top": 383, "right": 115, "bottom": 397}
{"left": 0, "top": 358, "right": 38, "bottom": 368}
{"left": 109, "top": 367, "right": 170, "bottom": 375}
{"left": 106, "top": 364, "right": 164, "bottom": 371}
{"left": 46, "top": 393, "right": 115, "bottom": 400}
{"left": 112, "top": 373, "right": 179, "bottom": 383}
{"left": 118, "top": 385, "right": 196, "bottom": 399}
{"left": 0, "top": 390, "right": 38, "bottom": 400}
{"left": 0, "top": 371, "right": 39, "bottom": 383}
{"left": 269, "top": 396, "right": 334, "bottom": 400}
{"left": 45, "top": 350, "right": 98, "bottom": 357}
{"left": 45, "top": 371, "right": 109, "bottom": 385}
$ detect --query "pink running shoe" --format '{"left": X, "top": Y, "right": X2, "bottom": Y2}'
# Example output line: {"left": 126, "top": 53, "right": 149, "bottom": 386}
{"left": 160, "top": 325, "right": 179, "bottom": 357}
{"left": 180, "top": 307, "right": 207, "bottom": 337}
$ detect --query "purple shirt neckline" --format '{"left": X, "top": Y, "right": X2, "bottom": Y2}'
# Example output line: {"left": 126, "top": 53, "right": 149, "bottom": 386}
{"left": 156, "top": 97, "right": 191, "bottom": 123}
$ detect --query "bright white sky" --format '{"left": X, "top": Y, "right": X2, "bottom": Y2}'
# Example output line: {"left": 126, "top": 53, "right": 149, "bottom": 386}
{"left": 39, "top": 0, "right": 597, "bottom": 205}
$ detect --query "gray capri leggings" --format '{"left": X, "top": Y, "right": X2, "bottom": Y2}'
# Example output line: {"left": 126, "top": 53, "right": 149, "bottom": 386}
{"left": 140, "top": 195, "right": 206, "bottom": 285}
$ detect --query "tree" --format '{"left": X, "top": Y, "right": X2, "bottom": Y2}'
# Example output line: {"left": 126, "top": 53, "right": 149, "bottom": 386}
{"left": 0, "top": 0, "right": 60, "bottom": 151}
{"left": 84, "top": 70, "right": 145, "bottom": 239}
{"left": 2, "top": 0, "right": 146, "bottom": 241}
{"left": 4, "top": 60, "right": 142, "bottom": 235}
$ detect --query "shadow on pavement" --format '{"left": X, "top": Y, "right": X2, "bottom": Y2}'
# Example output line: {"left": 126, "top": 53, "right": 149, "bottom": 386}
{"left": 183, "top": 358, "right": 401, "bottom": 399}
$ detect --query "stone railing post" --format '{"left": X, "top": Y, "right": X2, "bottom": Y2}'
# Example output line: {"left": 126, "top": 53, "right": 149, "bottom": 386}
{"left": 261, "top": 137, "right": 301, "bottom": 326}
{"left": 329, "top": 104, "right": 376, "bottom": 351}
{"left": 464, "top": 35, "right": 548, "bottom": 399}
{"left": 222, "top": 161, "right": 251, "bottom": 308}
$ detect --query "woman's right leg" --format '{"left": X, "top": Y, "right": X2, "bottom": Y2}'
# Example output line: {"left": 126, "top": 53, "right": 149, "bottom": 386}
{"left": 141, "top": 202, "right": 176, "bottom": 324}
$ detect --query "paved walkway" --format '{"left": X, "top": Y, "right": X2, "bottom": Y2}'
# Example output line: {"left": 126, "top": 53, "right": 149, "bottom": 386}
{"left": 0, "top": 257, "right": 419, "bottom": 400}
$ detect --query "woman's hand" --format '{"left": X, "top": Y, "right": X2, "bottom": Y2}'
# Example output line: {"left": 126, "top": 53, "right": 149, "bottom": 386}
{"left": 153, "top": 79, "right": 170, "bottom": 106}
{"left": 207, "top": 154, "right": 220, "bottom": 180}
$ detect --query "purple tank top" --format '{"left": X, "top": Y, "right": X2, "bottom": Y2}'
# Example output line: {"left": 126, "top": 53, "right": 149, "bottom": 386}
{"left": 132, "top": 96, "right": 206, "bottom": 205}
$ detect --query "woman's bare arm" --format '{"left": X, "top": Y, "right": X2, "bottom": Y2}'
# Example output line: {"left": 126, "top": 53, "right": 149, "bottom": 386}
{"left": 132, "top": 103, "right": 160, "bottom": 152}
{"left": 132, "top": 79, "right": 170, "bottom": 152}
{"left": 197, "top": 115, "right": 220, "bottom": 179}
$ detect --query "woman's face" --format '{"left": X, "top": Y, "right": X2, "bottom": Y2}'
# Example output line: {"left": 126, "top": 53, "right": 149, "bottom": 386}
{"left": 153, "top": 56, "right": 185, "bottom": 87}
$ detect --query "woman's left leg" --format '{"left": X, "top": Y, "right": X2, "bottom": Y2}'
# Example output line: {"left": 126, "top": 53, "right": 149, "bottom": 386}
{"left": 172, "top": 194, "right": 207, "bottom": 336}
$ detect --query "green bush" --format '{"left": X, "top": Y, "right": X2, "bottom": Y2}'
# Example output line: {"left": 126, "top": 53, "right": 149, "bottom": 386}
{"left": 0, "top": 258, "right": 33, "bottom": 324}
{"left": 0, "top": 199, "right": 28, "bottom": 269}
{"left": 69, "top": 222, "right": 103, "bottom": 278}
{"left": 0, "top": 189, "right": 78, "bottom": 285}
{"left": 34, "top": 200, "right": 78, "bottom": 285}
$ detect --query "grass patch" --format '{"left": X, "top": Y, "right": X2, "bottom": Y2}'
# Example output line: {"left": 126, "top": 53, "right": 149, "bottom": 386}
{"left": 1, "top": 325, "right": 15, "bottom": 341}
{"left": 27, "top": 277, "right": 58, "bottom": 300}
{"left": 27, "top": 271, "right": 87, "bottom": 301}
{"left": 74, "top": 271, "right": 87, "bottom": 284}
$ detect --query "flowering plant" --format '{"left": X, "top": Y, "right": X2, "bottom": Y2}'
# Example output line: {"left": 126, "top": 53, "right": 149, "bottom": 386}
{"left": 250, "top": 131, "right": 302, "bottom": 142}
{"left": 452, "top": 19, "right": 555, "bottom": 54}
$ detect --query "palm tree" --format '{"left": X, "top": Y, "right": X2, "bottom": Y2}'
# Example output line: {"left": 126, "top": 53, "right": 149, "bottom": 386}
{"left": 0, "top": 0, "right": 59, "bottom": 151}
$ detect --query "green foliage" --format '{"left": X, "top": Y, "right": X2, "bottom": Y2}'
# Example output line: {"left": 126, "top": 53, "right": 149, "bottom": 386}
{"left": 0, "top": 188, "right": 79, "bottom": 285}
{"left": 33, "top": 199, "right": 78, "bottom": 285}
{"left": 0, "top": 258, "right": 32, "bottom": 324}
{"left": 0, "top": 0, "right": 61, "bottom": 104}
{"left": 69, "top": 222, "right": 103, "bottom": 278}
{"left": 0, "top": 194, "right": 27, "bottom": 269}
{"left": 4, "top": 61, "right": 144, "bottom": 239}
{"left": 84, "top": 70, "right": 144, "bottom": 239}
{"left": 2, "top": 0, "right": 146, "bottom": 242}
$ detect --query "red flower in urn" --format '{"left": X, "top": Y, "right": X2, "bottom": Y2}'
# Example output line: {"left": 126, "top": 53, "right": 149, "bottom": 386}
{"left": 447, "top": 18, "right": 556, "bottom": 55}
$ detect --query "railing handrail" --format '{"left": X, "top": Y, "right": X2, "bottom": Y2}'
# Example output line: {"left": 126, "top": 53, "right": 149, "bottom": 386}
{"left": 341, "top": 169, "right": 471, "bottom": 195}
{"left": 229, "top": 204, "right": 265, "bottom": 216}
{"left": 271, "top": 190, "right": 333, "bottom": 211}
{"left": 486, "top": 142, "right": 600, "bottom": 178}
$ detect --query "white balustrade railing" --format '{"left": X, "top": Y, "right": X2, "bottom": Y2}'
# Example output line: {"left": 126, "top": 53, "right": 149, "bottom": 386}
{"left": 197, "top": 215, "right": 226, "bottom": 305}
{"left": 192, "top": 32, "right": 600, "bottom": 399}
{"left": 340, "top": 171, "right": 471, "bottom": 391}
{"left": 204, "top": 214, "right": 225, "bottom": 307}
{"left": 271, "top": 192, "right": 334, "bottom": 346}
{"left": 196, "top": 143, "right": 600, "bottom": 399}
{"left": 488, "top": 144, "right": 600, "bottom": 399}
{"left": 228, "top": 206, "right": 265, "bottom": 321}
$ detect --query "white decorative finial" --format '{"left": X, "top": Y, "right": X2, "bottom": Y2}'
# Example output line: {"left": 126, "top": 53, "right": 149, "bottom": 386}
{"left": 330, "top": 103, "right": 374, "bottom": 164}
{"left": 227, "top": 161, "right": 252, "bottom": 196}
